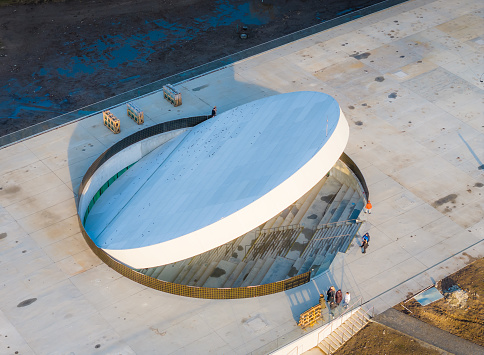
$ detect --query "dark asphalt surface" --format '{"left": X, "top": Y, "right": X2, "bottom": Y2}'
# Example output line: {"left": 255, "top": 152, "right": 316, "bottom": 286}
{"left": 0, "top": 0, "right": 411, "bottom": 147}
{"left": 374, "top": 308, "right": 484, "bottom": 355}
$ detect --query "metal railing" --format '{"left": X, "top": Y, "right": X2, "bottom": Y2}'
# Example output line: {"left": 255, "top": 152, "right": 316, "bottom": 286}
{"left": 320, "top": 301, "right": 373, "bottom": 354}
{"left": 315, "top": 219, "right": 361, "bottom": 230}
{"left": 299, "top": 220, "right": 363, "bottom": 261}
{"left": 311, "top": 232, "right": 355, "bottom": 242}
{"left": 250, "top": 296, "right": 366, "bottom": 355}
{"left": 260, "top": 223, "right": 302, "bottom": 234}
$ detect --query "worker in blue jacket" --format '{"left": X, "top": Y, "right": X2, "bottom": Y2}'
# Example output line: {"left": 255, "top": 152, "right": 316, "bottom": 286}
{"left": 362, "top": 233, "right": 370, "bottom": 254}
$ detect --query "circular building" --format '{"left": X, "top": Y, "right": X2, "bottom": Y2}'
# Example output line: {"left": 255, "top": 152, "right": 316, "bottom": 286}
{"left": 78, "top": 91, "right": 367, "bottom": 297}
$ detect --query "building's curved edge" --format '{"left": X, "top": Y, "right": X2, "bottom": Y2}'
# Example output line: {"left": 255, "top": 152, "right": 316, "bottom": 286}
{"left": 78, "top": 215, "right": 312, "bottom": 299}
{"left": 78, "top": 128, "right": 190, "bottom": 223}
{"left": 77, "top": 116, "right": 210, "bottom": 207}
{"left": 103, "top": 108, "right": 349, "bottom": 268}
{"left": 76, "top": 114, "right": 313, "bottom": 299}
{"left": 76, "top": 113, "right": 370, "bottom": 298}
{"left": 89, "top": 91, "right": 340, "bottom": 251}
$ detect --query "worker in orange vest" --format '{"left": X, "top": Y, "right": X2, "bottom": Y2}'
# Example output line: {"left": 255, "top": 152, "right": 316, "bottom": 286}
{"left": 365, "top": 200, "right": 372, "bottom": 214}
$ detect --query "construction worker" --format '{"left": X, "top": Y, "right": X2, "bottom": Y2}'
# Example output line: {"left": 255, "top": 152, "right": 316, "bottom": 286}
{"left": 362, "top": 233, "right": 370, "bottom": 253}
{"left": 365, "top": 200, "right": 372, "bottom": 214}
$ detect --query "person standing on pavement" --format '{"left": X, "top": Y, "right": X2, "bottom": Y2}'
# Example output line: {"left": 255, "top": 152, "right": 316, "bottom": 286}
{"left": 365, "top": 200, "right": 372, "bottom": 214}
{"left": 343, "top": 292, "right": 351, "bottom": 309}
{"left": 319, "top": 293, "right": 327, "bottom": 315}
{"left": 335, "top": 289, "right": 343, "bottom": 306}
{"left": 327, "top": 286, "right": 336, "bottom": 305}
{"left": 327, "top": 286, "right": 336, "bottom": 318}
{"left": 362, "top": 232, "right": 370, "bottom": 253}
{"left": 211, "top": 106, "right": 217, "bottom": 117}
{"left": 319, "top": 293, "right": 326, "bottom": 306}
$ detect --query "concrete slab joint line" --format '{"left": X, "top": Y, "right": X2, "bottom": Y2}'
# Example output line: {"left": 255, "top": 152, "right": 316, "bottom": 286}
{"left": 373, "top": 309, "right": 484, "bottom": 355}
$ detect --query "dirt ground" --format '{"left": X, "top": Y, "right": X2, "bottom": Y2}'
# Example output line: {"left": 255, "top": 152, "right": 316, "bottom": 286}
{"left": 333, "top": 322, "right": 443, "bottom": 355}
{"left": 334, "top": 257, "right": 484, "bottom": 354}
{"left": 0, "top": 0, "right": 384, "bottom": 136}
{"left": 394, "top": 257, "right": 484, "bottom": 347}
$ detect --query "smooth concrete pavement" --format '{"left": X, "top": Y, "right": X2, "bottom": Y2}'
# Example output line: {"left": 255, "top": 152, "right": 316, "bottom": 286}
{"left": 0, "top": 0, "right": 483, "bottom": 353}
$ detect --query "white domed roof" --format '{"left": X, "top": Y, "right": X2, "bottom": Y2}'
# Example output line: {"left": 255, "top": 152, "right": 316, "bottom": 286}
{"left": 84, "top": 91, "right": 349, "bottom": 268}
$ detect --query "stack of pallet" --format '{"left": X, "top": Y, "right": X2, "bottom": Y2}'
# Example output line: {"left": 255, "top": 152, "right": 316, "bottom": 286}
{"left": 163, "top": 84, "right": 182, "bottom": 107}
{"left": 127, "top": 102, "right": 144, "bottom": 124}
{"left": 103, "top": 110, "right": 120, "bottom": 133}
{"left": 298, "top": 303, "right": 322, "bottom": 328}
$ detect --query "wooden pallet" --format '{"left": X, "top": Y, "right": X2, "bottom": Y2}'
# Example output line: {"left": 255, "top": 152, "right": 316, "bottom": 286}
{"left": 298, "top": 303, "right": 322, "bottom": 328}
{"left": 103, "top": 110, "right": 120, "bottom": 134}
{"left": 127, "top": 102, "right": 144, "bottom": 125}
{"left": 163, "top": 84, "right": 182, "bottom": 107}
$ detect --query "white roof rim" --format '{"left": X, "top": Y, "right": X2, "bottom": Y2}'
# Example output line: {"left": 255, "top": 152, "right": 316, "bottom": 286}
{"left": 104, "top": 108, "right": 349, "bottom": 268}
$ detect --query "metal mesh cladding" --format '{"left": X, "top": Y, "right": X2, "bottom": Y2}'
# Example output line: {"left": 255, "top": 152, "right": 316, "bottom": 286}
{"left": 339, "top": 152, "right": 369, "bottom": 200}
{"left": 78, "top": 217, "right": 310, "bottom": 298}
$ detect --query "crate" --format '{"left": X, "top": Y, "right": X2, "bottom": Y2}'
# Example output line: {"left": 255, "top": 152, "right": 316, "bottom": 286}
{"left": 103, "top": 110, "right": 120, "bottom": 134}
{"left": 163, "top": 84, "right": 182, "bottom": 107}
{"left": 298, "top": 303, "right": 322, "bottom": 328}
{"left": 127, "top": 102, "right": 144, "bottom": 125}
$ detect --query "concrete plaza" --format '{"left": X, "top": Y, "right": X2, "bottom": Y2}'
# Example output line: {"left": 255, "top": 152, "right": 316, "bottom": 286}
{"left": 0, "top": 0, "right": 483, "bottom": 353}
